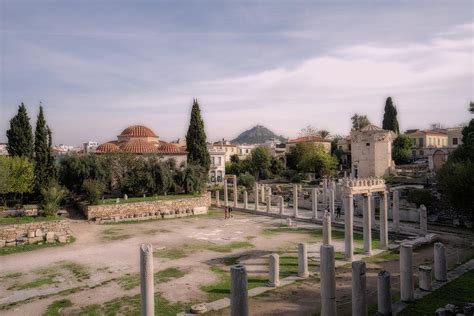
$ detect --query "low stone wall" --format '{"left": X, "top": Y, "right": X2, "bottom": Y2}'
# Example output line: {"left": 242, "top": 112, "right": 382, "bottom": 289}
{"left": 82, "top": 194, "right": 211, "bottom": 223}
{"left": 0, "top": 220, "right": 71, "bottom": 248}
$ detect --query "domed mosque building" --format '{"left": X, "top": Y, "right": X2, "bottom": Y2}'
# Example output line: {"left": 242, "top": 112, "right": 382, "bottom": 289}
{"left": 95, "top": 125, "right": 187, "bottom": 165}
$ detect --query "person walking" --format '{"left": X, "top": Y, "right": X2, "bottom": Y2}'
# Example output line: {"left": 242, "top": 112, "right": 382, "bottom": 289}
{"left": 336, "top": 205, "right": 341, "bottom": 220}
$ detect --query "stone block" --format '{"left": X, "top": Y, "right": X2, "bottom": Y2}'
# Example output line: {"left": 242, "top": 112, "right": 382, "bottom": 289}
{"left": 27, "top": 230, "right": 35, "bottom": 238}
{"left": 57, "top": 235, "right": 68, "bottom": 243}
{"left": 6, "top": 241, "right": 16, "bottom": 247}
{"left": 35, "top": 229, "right": 43, "bottom": 237}
{"left": 46, "top": 232, "right": 55, "bottom": 243}
{"left": 0, "top": 240, "right": 5, "bottom": 247}
{"left": 193, "top": 206, "right": 208, "bottom": 215}
{"left": 28, "top": 236, "right": 44, "bottom": 244}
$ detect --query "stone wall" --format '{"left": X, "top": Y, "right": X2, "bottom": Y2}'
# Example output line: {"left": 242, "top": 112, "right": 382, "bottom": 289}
{"left": 0, "top": 220, "right": 71, "bottom": 248}
{"left": 82, "top": 194, "right": 211, "bottom": 223}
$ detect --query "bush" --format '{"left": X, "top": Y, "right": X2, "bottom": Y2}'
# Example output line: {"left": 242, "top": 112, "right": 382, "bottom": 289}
{"left": 183, "top": 164, "right": 206, "bottom": 194}
{"left": 82, "top": 179, "right": 105, "bottom": 205}
{"left": 406, "top": 188, "right": 436, "bottom": 208}
{"left": 291, "top": 174, "right": 302, "bottom": 183}
{"left": 237, "top": 173, "right": 255, "bottom": 190}
{"left": 41, "top": 182, "right": 67, "bottom": 216}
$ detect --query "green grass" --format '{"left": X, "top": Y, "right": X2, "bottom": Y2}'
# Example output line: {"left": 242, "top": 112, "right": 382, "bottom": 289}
{"left": 201, "top": 265, "right": 267, "bottom": 302}
{"left": 0, "top": 236, "right": 75, "bottom": 256}
{"left": 362, "top": 250, "right": 399, "bottom": 264}
{"left": 154, "top": 240, "right": 254, "bottom": 260}
{"left": 99, "top": 194, "right": 201, "bottom": 205}
{"left": 117, "top": 267, "right": 187, "bottom": 290}
{"left": 42, "top": 299, "right": 73, "bottom": 316}
{"left": 279, "top": 256, "right": 318, "bottom": 278}
{"left": 207, "top": 241, "right": 254, "bottom": 253}
{"left": 15, "top": 276, "right": 57, "bottom": 290}
{"left": 59, "top": 261, "right": 90, "bottom": 281}
{"left": 0, "top": 272, "right": 23, "bottom": 280}
{"left": 0, "top": 215, "right": 61, "bottom": 226}
{"left": 399, "top": 270, "right": 474, "bottom": 315}
{"left": 154, "top": 248, "right": 188, "bottom": 260}
{"left": 101, "top": 228, "right": 132, "bottom": 241}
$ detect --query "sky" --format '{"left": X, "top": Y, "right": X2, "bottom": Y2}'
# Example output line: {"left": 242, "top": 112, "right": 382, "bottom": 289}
{"left": 1, "top": 0, "right": 473, "bottom": 146}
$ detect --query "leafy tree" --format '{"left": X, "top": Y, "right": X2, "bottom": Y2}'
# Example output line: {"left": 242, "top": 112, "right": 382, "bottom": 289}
{"left": 351, "top": 114, "right": 371, "bottom": 131}
{"left": 286, "top": 143, "right": 338, "bottom": 177}
{"left": 0, "top": 156, "right": 35, "bottom": 202}
{"left": 182, "top": 164, "right": 206, "bottom": 194}
{"left": 34, "top": 106, "right": 56, "bottom": 191}
{"left": 59, "top": 154, "right": 110, "bottom": 192}
{"left": 406, "top": 188, "right": 436, "bottom": 208}
{"left": 392, "top": 134, "right": 412, "bottom": 165}
{"left": 270, "top": 157, "right": 285, "bottom": 176}
{"left": 151, "top": 160, "right": 173, "bottom": 194}
{"left": 82, "top": 179, "right": 105, "bottom": 205}
{"left": 299, "top": 125, "right": 319, "bottom": 137}
{"left": 6, "top": 103, "right": 34, "bottom": 158}
{"left": 250, "top": 146, "right": 271, "bottom": 180}
{"left": 237, "top": 172, "right": 256, "bottom": 190}
{"left": 318, "top": 129, "right": 330, "bottom": 139}
{"left": 121, "top": 158, "right": 155, "bottom": 196}
{"left": 382, "top": 97, "right": 400, "bottom": 134}
{"left": 41, "top": 182, "right": 67, "bottom": 216}
{"left": 186, "top": 99, "right": 211, "bottom": 172}
{"left": 230, "top": 154, "right": 240, "bottom": 164}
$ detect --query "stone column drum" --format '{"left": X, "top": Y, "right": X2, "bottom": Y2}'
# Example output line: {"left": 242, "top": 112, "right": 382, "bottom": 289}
{"left": 379, "top": 191, "right": 389, "bottom": 250}
{"left": 323, "top": 211, "right": 332, "bottom": 245}
{"left": 231, "top": 265, "right": 249, "bottom": 316}
{"left": 392, "top": 190, "right": 400, "bottom": 232}
{"left": 434, "top": 242, "right": 447, "bottom": 282}
{"left": 224, "top": 180, "right": 229, "bottom": 207}
{"left": 293, "top": 184, "right": 299, "bottom": 218}
{"left": 268, "top": 254, "right": 280, "bottom": 287}
{"left": 329, "top": 189, "right": 335, "bottom": 218}
{"left": 320, "top": 244, "right": 337, "bottom": 316}
{"left": 140, "top": 243, "right": 154, "bottom": 316}
{"left": 363, "top": 193, "right": 372, "bottom": 255}
{"left": 418, "top": 266, "right": 432, "bottom": 291}
{"left": 377, "top": 270, "right": 392, "bottom": 316}
{"left": 298, "top": 243, "right": 309, "bottom": 278}
{"left": 344, "top": 194, "right": 354, "bottom": 261}
{"left": 279, "top": 196, "right": 284, "bottom": 216}
{"left": 254, "top": 184, "right": 259, "bottom": 211}
{"left": 216, "top": 190, "right": 220, "bottom": 207}
{"left": 243, "top": 191, "right": 248, "bottom": 209}
{"left": 233, "top": 175, "right": 238, "bottom": 208}
{"left": 400, "top": 244, "right": 414, "bottom": 302}
{"left": 352, "top": 261, "right": 367, "bottom": 316}
{"left": 419, "top": 204, "right": 428, "bottom": 235}
{"left": 261, "top": 185, "right": 265, "bottom": 203}
{"left": 312, "top": 188, "right": 318, "bottom": 220}
{"left": 267, "top": 196, "right": 271, "bottom": 213}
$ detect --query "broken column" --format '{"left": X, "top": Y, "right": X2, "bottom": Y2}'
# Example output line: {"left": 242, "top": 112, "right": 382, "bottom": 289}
{"left": 243, "top": 191, "right": 248, "bottom": 209}
{"left": 233, "top": 175, "right": 238, "bottom": 208}
{"left": 254, "top": 183, "right": 259, "bottom": 211}
{"left": 298, "top": 243, "right": 309, "bottom": 278}
{"left": 352, "top": 261, "right": 367, "bottom": 316}
{"left": 377, "top": 270, "right": 392, "bottom": 316}
{"left": 320, "top": 244, "right": 336, "bottom": 316}
{"left": 363, "top": 193, "right": 372, "bottom": 255}
{"left": 392, "top": 190, "right": 400, "bottom": 233}
{"left": 216, "top": 190, "right": 220, "bottom": 207}
{"left": 267, "top": 196, "right": 271, "bottom": 213}
{"left": 323, "top": 211, "right": 332, "bottom": 245}
{"left": 418, "top": 266, "right": 432, "bottom": 291}
{"left": 293, "top": 184, "right": 299, "bottom": 218}
{"left": 400, "top": 244, "right": 414, "bottom": 302}
{"left": 344, "top": 193, "right": 354, "bottom": 261}
{"left": 224, "top": 179, "right": 229, "bottom": 207}
{"left": 279, "top": 196, "right": 284, "bottom": 216}
{"left": 312, "top": 188, "right": 318, "bottom": 220}
{"left": 379, "top": 191, "right": 388, "bottom": 250}
{"left": 268, "top": 254, "right": 280, "bottom": 287}
{"left": 434, "top": 242, "right": 447, "bottom": 282}
{"left": 231, "top": 265, "right": 249, "bottom": 316}
{"left": 140, "top": 243, "right": 154, "bottom": 316}
{"left": 419, "top": 204, "right": 428, "bottom": 235}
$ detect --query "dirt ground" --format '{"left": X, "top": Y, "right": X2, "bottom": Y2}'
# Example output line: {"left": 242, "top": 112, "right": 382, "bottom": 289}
{"left": 1, "top": 209, "right": 472, "bottom": 316}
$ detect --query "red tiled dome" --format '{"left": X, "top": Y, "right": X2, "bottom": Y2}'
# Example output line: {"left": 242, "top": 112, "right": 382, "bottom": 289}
{"left": 157, "top": 142, "right": 186, "bottom": 155}
{"left": 120, "top": 139, "right": 158, "bottom": 154}
{"left": 96, "top": 142, "right": 120, "bottom": 153}
{"left": 119, "top": 125, "right": 157, "bottom": 138}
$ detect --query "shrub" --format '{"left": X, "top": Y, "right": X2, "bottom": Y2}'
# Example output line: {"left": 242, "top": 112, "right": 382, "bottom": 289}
{"left": 406, "top": 188, "right": 436, "bottom": 208}
{"left": 41, "top": 182, "right": 67, "bottom": 216}
{"left": 237, "top": 173, "right": 255, "bottom": 190}
{"left": 291, "top": 174, "right": 302, "bottom": 183}
{"left": 82, "top": 179, "right": 105, "bottom": 205}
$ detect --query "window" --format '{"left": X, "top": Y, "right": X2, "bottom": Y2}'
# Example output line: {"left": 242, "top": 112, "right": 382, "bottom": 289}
{"left": 428, "top": 137, "right": 431, "bottom": 145}
{"left": 348, "top": 144, "right": 351, "bottom": 150}
{"left": 453, "top": 138, "right": 458, "bottom": 145}
{"left": 218, "top": 157, "right": 222, "bottom": 165}
{"left": 437, "top": 138, "right": 440, "bottom": 146}
{"left": 366, "top": 143, "right": 370, "bottom": 146}
{"left": 418, "top": 138, "right": 424, "bottom": 147}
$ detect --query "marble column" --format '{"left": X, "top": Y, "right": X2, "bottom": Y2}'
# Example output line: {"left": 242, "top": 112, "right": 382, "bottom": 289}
{"left": 261, "top": 184, "right": 265, "bottom": 203}
{"left": 231, "top": 265, "right": 249, "bottom": 316}
{"left": 323, "top": 179, "right": 328, "bottom": 205}
{"left": 293, "top": 184, "right": 299, "bottom": 218}
{"left": 224, "top": 179, "right": 229, "bottom": 207}
{"left": 392, "top": 190, "right": 400, "bottom": 233}
{"left": 140, "top": 243, "right": 154, "bottom": 316}
{"left": 352, "top": 261, "right": 367, "bottom": 316}
{"left": 329, "top": 189, "right": 335, "bottom": 218}
{"left": 379, "top": 191, "right": 389, "bottom": 250}
{"left": 312, "top": 188, "right": 318, "bottom": 220}
{"left": 298, "top": 243, "right": 309, "bottom": 278}
{"left": 267, "top": 196, "right": 271, "bottom": 213}
{"left": 400, "top": 244, "right": 414, "bottom": 302}
{"left": 254, "top": 184, "right": 259, "bottom": 211}
{"left": 216, "top": 190, "right": 220, "bottom": 207}
{"left": 267, "top": 187, "right": 272, "bottom": 201}
{"left": 320, "top": 244, "right": 336, "bottom": 316}
{"left": 418, "top": 266, "right": 432, "bottom": 291}
{"left": 371, "top": 194, "right": 376, "bottom": 225}
{"left": 363, "top": 193, "right": 372, "bottom": 255}
{"left": 344, "top": 193, "right": 354, "bottom": 261}
{"left": 323, "top": 211, "right": 332, "bottom": 245}
{"left": 233, "top": 175, "right": 238, "bottom": 208}
{"left": 434, "top": 242, "right": 447, "bottom": 282}
{"left": 243, "top": 191, "right": 248, "bottom": 209}
{"left": 268, "top": 254, "right": 280, "bottom": 287}
{"left": 279, "top": 196, "right": 284, "bottom": 216}
{"left": 419, "top": 204, "right": 428, "bottom": 235}
{"left": 377, "top": 270, "right": 392, "bottom": 316}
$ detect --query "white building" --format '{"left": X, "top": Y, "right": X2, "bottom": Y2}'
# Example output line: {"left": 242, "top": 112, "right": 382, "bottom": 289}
{"left": 210, "top": 140, "right": 237, "bottom": 162}
{"left": 237, "top": 144, "right": 256, "bottom": 160}
{"left": 83, "top": 141, "right": 99, "bottom": 153}
{"left": 208, "top": 148, "right": 226, "bottom": 184}
{"left": 0, "top": 143, "right": 8, "bottom": 156}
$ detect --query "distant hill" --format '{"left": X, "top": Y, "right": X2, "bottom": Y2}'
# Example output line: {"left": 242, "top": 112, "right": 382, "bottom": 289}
{"left": 231, "top": 125, "right": 287, "bottom": 144}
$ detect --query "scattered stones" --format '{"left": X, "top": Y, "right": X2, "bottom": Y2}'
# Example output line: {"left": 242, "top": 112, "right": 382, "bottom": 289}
{"left": 190, "top": 303, "right": 207, "bottom": 314}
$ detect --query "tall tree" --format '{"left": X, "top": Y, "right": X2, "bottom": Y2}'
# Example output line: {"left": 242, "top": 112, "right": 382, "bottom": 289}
{"left": 185, "top": 99, "right": 211, "bottom": 172}
{"left": 392, "top": 134, "right": 412, "bottom": 165}
{"left": 34, "top": 106, "right": 55, "bottom": 191}
{"left": 351, "top": 114, "right": 371, "bottom": 130}
{"left": 6, "top": 103, "right": 34, "bottom": 158}
{"left": 382, "top": 97, "right": 400, "bottom": 134}
{"left": 318, "top": 129, "right": 330, "bottom": 139}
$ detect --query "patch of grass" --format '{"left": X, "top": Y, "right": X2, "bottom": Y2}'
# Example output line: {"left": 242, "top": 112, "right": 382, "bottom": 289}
{"left": 59, "top": 261, "right": 90, "bottom": 281}
{"left": 399, "top": 270, "right": 474, "bottom": 315}
{"left": 117, "top": 273, "right": 140, "bottom": 291}
{"left": 0, "top": 236, "right": 75, "bottom": 256}
{"left": 99, "top": 194, "right": 201, "bottom": 205}
{"left": 15, "top": 276, "right": 57, "bottom": 290}
{"left": 0, "top": 272, "right": 23, "bottom": 279}
{"left": 154, "top": 248, "right": 188, "bottom": 260}
{"left": 362, "top": 250, "right": 399, "bottom": 264}
{"left": 222, "top": 256, "right": 240, "bottom": 266}
{"left": 279, "top": 256, "right": 318, "bottom": 278}
{"left": 201, "top": 265, "right": 267, "bottom": 301}
{"left": 245, "top": 236, "right": 256, "bottom": 240}
{"left": 0, "top": 215, "right": 61, "bottom": 226}
{"left": 334, "top": 251, "right": 345, "bottom": 260}
{"left": 42, "top": 299, "right": 73, "bottom": 316}
{"left": 101, "top": 228, "right": 132, "bottom": 241}
{"left": 207, "top": 241, "right": 254, "bottom": 253}
{"left": 117, "top": 268, "right": 187, "bottom": 290}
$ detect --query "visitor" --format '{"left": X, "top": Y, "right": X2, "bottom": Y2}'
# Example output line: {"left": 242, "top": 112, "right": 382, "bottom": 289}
{"left": 336, "top": 205, "right": 341, "bottom": 219}
{"left": 228, "top": 207, "right": 233, "bottom": 218}
{"left": 224, "top": 206, "right": 229, "bottom": 219}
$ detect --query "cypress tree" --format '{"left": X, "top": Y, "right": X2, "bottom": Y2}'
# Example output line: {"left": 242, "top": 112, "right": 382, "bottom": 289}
{"left": 34, "top": 105, "right": 55, "bottom": 191}
{"left": 185, "top": 98, "right": 211, "bottom": 172}
{"left": 6, "top": 103, "right": 34, "bottom": 158}
{"left": 382, "top": 97, "right": 400, "bottom": 134}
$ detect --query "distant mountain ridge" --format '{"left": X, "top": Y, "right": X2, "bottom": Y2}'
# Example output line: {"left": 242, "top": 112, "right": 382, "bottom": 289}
{"left": 231, "top": 125, "right": 287, "bottom": 144}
